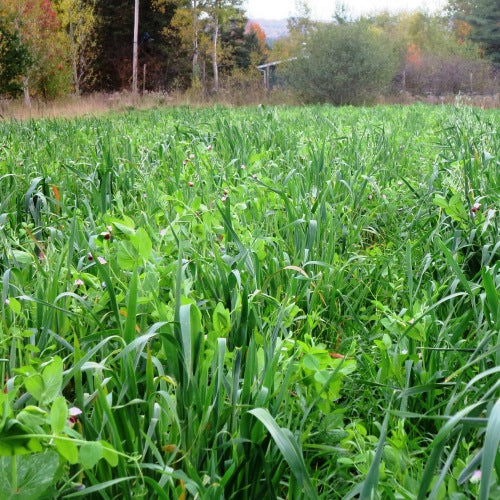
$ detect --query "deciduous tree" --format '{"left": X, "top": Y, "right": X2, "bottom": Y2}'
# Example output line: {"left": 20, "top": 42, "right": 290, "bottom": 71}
{"left": 283, "top": 23, "right": 398, "bottom": 104}
{"left": 246, "top": 21, "right": 267, "bottom": 56}
{"left": 204, "top": 0, "right": 242, "bottom": 92}
{"left": 0, "top": 0, "right": 71, "bottom": 102}
{"left": 55, "top": 0, "right": 97, "bottom": 94}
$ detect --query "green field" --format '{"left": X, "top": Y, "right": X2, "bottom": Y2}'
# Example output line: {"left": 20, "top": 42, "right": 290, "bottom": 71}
{"left": 0, "top": 105, "right": 498, "bottom": 499}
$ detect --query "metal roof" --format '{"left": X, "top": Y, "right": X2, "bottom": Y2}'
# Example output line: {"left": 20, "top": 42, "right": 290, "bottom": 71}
{"left": 256, "top": 57, "right": 297, "bottom": 70}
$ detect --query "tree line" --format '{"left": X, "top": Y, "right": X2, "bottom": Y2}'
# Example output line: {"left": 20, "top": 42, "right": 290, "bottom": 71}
{"left": 274, "top": 0, "right": 498, "bottom": 104}
{"left": 0, "top": 0, "right": 267, "bottom": 101}
{"left": 0, "top": 0, "right": 498, "bottom": 104}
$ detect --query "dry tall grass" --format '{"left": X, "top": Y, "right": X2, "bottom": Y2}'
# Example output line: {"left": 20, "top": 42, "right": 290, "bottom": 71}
{"left": 1, "top": 87, "right": 497, "bottom": 121}
{"left": 0, "top": 92, "right": 175, "bottom": 121}
{"left": 0, "top": 85, "right": 298, "bottom": 121}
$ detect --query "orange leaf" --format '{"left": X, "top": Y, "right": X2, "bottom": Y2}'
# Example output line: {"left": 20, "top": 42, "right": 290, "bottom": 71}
{"left": 51, "top": 184, "right": 60, "bottom": 202}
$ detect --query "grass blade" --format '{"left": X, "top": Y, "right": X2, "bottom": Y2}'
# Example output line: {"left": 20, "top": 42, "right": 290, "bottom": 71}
{"left": 480, "top": 398, "right": 500, "bottom": 500}
{"left": 249, "top": 408, "right": 317, "bottom": 498}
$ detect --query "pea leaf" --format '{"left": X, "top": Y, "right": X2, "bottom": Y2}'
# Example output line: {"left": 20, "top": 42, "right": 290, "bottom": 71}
{"left": 56, "top": 439, "right": 79, "bottom": 464}
{"left": 101, "top": 440, "right": 119, "bottom": 467}
{"left": 0, "top": 451, "right": 59, "bottom": 499}
{"left": 50, "top": 396, "right": 68, "bottom": 434}
{"left": 79, "top": 441, "right": 103, "bottom": 469}
{"left": 10, "top": 250, "right": 33, "bottom": 266}
{"left": 130, "top": 227, "right": 152, "bottom": 261}
{"left": 41, "top": 356, "right": 63, "bottom": 404}
{"left": 212, "top": 302, "right": 231, "bottom": 336}
{"left": 24, "top": 375, "right": 44, "bottom": 402}
{"left": 117, "top": 241, "right": 137, "bottom": 270}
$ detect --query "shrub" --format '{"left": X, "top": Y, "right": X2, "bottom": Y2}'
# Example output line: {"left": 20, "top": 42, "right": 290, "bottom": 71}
{"left": 403, "top": 53, "right": 498, "bottom": 95}
{"left": 281, "top": 23, "right": 398, "bottom": 104}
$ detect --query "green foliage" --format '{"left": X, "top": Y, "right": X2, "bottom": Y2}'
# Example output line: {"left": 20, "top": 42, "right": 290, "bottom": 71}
{"left": 448, "top": 0, "right": 500, "bottom": 65}
{"left": 56, "top": 0, "right": 98, "bottom": 94}
{"left": 0, "top": 104, "right": 498, "bottom": 497}
{"left": 0, "top": 452, "right": 59, "bottom": 499}
{"left": 0, "top": 21, "right": 31, "bottom": 97}
{"left": 219, "top": 9, "right": 264, "bottom": 71}
{"left": 0, "top": 356, "right": 119, "bottom": 494}
{"left": 282, "top": 23, "right": 398, "bottom": 104}
{"left": 466, "top": 0, "right": 500, "bottom": 65}
{"left": 1, "top": 0, "right": 72, "bottom": 99}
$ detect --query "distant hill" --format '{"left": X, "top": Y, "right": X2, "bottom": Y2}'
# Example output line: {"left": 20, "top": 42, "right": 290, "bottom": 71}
{"left": 250, "top": 19, "right": 289, "bottom": 45}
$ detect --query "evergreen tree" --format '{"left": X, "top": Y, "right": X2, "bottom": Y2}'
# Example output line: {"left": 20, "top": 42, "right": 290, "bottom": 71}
{"left": 91, "top": 0, "right": 179, "bottom": 91}
{"left": 0, "top": 20, "right": 32, "bottom": 97}
{"left": 448, "top": 0, "right": 500, "bottom": 65}
{"left": 467, "top": 0, "right": 500, "bottom": 65}
{"left": 219, "top": 10, "right": 255, "bottom": 71}
{"left": 91, "top": 1, "right": 134, "bottom": 89}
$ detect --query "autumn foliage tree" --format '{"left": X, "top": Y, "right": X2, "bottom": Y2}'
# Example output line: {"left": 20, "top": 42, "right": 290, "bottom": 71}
{"left": 365, "top": 11, "right": 495, "bottom": 95}
{"left": 55, "top": 0, "right": 98, "bottom": 95}
{"left": 0, "top": 0, "right": 71, "bottom": 102}
{"left": 165, "top": 3, "right": 264, "bottom": 93}
{"left": 246, "top": 21, "right": 268, "bottom": 60}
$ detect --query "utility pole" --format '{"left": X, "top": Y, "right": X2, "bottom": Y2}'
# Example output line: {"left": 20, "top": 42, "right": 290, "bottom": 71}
{"left": 132, "top": 0, "right": 139, "bottom": 93}
{"left": 192, "top": 0, "right": 199, "bottom": 82}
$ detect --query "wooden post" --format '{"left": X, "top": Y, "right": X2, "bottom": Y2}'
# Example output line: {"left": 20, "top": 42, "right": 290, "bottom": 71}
{"left": 212, "top": 17, "right": 219, "bottom": 92}
{"left": 132, "top": 0, "right": 139, "bottom": 93}
{"left": 192, "top": 0, "right": 199, "bottom": 82}
{"left": 23, "top": 77, "right": 31, "bottom": 108}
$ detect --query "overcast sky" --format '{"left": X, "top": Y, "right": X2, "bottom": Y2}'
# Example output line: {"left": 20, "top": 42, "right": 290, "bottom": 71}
{"left": 244, "top": 0, "right": 447, "bottom": 20}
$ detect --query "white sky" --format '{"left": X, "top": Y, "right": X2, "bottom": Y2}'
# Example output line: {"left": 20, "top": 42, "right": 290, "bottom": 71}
{"left": 244, "top": 0, "right": 448, "bottom": 20}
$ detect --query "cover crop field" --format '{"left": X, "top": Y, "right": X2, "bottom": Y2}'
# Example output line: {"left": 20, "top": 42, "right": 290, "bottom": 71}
{"left": 0, "top": 105, "right": 498, "bottom": 499}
